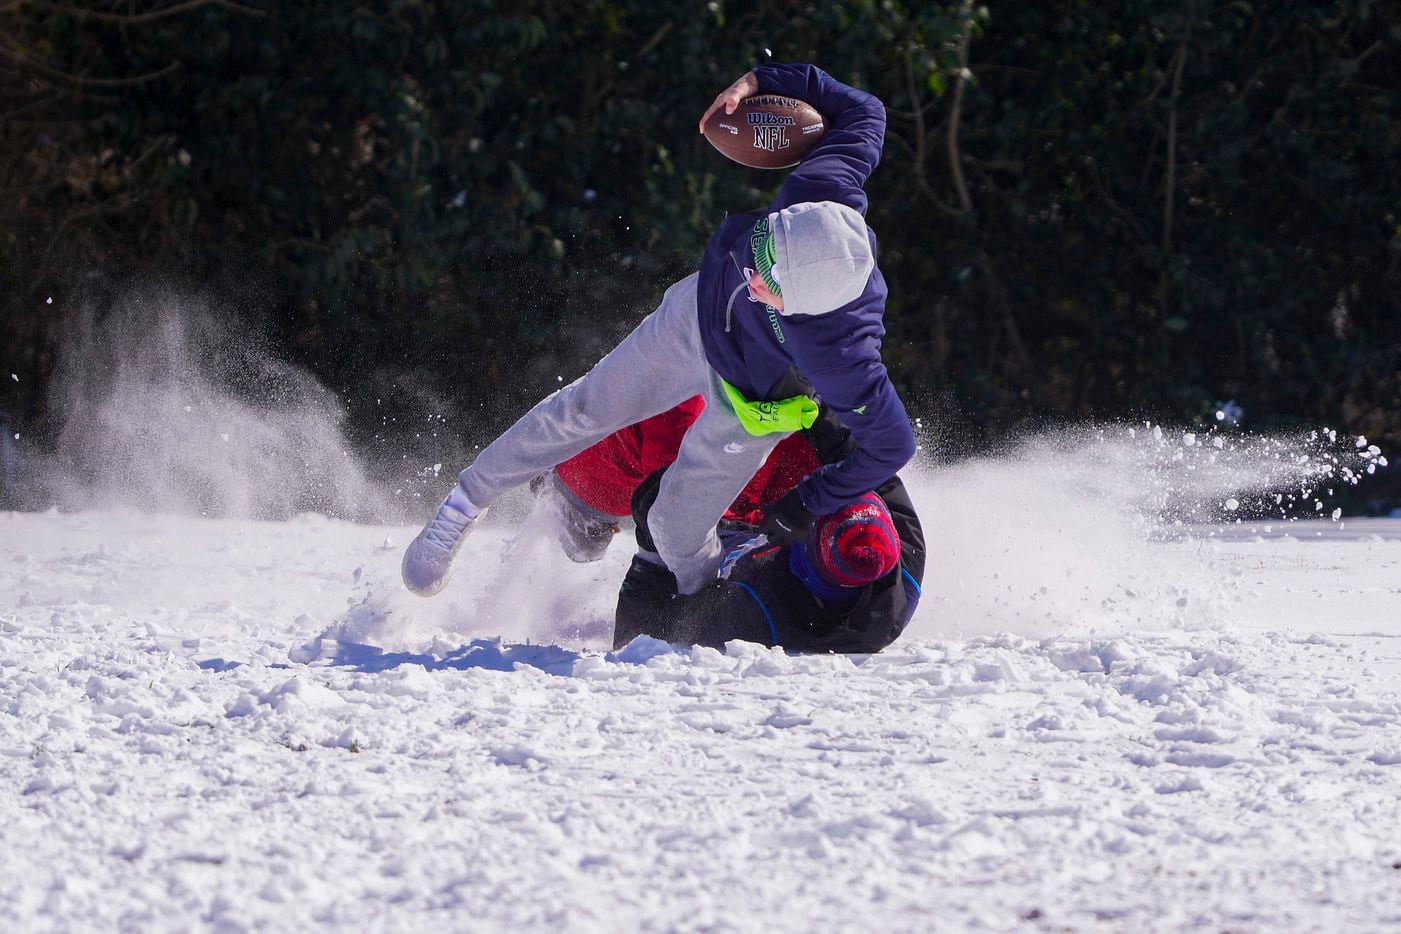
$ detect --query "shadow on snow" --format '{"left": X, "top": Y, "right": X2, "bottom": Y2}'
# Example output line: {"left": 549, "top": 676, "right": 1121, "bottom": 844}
{"left": 317, "top": 637, "right": 585, "bottom": 676}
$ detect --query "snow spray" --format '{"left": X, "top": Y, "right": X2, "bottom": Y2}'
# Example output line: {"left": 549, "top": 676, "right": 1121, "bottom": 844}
{"left": 311, "top": 499, "right": 628, "bottom": 656}
{"left": 900, "top": 423, "right": 1386, "bottom": 642}
{"left": 37, "top": 291, "right": 389, "bottom": 521}
{"left": 315, "top": 421, "right": 1385, "bottom": 655}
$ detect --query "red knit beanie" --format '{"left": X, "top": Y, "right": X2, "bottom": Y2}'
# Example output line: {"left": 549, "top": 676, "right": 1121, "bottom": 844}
{"left": 812, "top": 492, "right": 900, "bottom": 587}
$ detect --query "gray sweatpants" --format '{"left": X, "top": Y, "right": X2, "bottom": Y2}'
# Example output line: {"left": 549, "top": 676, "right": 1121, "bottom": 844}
{"left": 458, "top": 273, "right": 786, "bottom": 594}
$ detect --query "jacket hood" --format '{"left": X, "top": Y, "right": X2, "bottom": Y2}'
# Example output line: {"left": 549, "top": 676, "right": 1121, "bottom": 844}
{"left": 768, "top": 201, "right": 874, "bottom": 317}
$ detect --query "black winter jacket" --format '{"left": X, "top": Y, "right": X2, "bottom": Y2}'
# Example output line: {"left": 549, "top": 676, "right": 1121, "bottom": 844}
{"left": 614, "top": 472, "right": 925, "bottom": 653}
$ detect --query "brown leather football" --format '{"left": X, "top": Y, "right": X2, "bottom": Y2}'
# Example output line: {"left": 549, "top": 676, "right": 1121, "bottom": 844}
{"left": 702, "top": 94, "right": 827, "bottom": 169}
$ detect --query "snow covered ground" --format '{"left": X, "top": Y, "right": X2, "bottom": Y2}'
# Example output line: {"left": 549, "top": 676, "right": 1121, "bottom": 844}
{"left": 3, "top": 493, "right": 1399, "bottom": 932}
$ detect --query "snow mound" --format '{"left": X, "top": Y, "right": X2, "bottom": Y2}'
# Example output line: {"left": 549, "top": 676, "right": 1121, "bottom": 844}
{"left": 2, "top": 509, "right": 1400, "bottom": 929}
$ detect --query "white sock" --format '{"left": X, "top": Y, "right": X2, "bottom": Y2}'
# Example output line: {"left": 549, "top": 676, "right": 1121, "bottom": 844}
{"left": 445, "top": 483, "right": 483, "bottom": 519}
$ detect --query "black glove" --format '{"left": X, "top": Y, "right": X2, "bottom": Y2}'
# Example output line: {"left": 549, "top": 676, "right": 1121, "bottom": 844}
{"left": 759, "top": 488, "right": 817, "bottom": 544}
{"left": 802, "top": 403, "right": 857, "bottom": 465}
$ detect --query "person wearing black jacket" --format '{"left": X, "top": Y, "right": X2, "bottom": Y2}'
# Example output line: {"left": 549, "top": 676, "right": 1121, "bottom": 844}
{"left": 614, "top": 409, "right": 926, "bottom": 653}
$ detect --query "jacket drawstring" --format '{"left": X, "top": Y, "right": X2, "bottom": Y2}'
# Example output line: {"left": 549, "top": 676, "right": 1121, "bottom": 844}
{"left": 724, "top": 280, "right": 747, "bottom": 334}
{"left": 724, "top": 250, "right": 750, "bottom": 333}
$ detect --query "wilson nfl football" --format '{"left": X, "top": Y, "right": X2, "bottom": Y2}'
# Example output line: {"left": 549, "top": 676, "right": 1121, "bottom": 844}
{"left": 702, "top": 94, "right": 826, "bottom": 169}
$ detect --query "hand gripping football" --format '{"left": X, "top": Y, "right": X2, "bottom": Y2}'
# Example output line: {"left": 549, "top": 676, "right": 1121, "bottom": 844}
{"left": 702, "top": 95, "right": 827, "bottom": 170}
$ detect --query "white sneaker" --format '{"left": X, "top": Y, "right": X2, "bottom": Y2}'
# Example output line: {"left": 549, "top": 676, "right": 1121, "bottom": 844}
{"left": 402, "top": 494, "right": 480, "bottom": 596}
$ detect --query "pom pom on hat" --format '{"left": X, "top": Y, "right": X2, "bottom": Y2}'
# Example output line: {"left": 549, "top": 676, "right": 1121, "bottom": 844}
{"left": 811, "top": 492, "right": 900, "bottom": 587}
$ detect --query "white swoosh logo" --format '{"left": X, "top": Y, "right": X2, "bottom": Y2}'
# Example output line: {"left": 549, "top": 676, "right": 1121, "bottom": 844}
{"left": 724, "top": 442, "right": 746, "bottom": 454}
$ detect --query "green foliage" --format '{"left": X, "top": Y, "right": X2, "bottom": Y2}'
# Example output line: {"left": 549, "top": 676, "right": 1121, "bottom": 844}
{"left": 939, "top": 0, "right": 1400, "bottom": 441}
{"left": 2, "top": 0, "right": 1398, "bottom": 501}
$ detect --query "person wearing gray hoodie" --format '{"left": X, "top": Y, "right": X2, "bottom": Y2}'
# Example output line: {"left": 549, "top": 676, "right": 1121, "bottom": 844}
{"left": 402, "top": 63, "right": 915, "bottom": 602}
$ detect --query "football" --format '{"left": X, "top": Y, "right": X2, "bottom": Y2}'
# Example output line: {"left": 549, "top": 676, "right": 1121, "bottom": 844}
{"left": 702, "top": 94, "right": 827, "bottom": 170}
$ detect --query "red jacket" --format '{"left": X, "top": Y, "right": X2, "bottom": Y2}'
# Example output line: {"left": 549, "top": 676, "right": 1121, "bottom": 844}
{"left": 555, "top": 396, "right": 821, "bottom": 523}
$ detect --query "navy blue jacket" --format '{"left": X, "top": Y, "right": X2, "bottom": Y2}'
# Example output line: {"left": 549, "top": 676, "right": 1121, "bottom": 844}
{"left": 696, "top": 63, "right": 916, "bottom": 517}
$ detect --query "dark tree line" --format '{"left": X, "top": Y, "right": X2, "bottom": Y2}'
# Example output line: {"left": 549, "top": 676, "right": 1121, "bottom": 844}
{"left": 3, "top": 0, "right": 1398, "bottom": 506}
